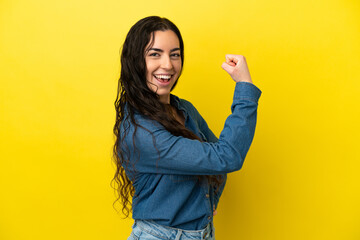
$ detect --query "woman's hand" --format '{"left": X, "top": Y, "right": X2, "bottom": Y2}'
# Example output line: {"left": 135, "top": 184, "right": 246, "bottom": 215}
{"left": 221, "top": 54, "right": 253, "bottom": 83}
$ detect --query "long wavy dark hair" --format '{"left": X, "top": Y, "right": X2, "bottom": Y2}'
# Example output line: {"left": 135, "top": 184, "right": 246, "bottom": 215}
{"left": 112, "top": 16, "right": 224, "bottom": 217}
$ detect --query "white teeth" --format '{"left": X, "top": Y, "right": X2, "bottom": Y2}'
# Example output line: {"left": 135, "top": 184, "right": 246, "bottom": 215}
{"left": 155, "top": 74, "right": 171, "bottom": 80}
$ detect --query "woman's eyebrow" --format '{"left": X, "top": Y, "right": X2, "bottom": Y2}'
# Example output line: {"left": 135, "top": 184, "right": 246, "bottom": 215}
{"left": 170, "top": 48, "right": 181, "bottom": 52}
{"left": 149, "top": 47, "right": 180, "bottom": 52}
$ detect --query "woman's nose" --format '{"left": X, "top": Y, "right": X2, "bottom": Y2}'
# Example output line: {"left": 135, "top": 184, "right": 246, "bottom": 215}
{"left": 160, "top": 56, "right": 173, "bottom": 69}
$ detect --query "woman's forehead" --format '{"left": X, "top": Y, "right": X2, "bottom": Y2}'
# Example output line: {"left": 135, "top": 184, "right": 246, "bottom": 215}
{"left": 148, "top": 30, "right": 180, "bottom": 49}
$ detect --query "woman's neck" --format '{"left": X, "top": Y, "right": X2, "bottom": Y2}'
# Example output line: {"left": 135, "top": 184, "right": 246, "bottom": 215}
{"left": 159, "top": 94, "right": 170, "bottom": 104}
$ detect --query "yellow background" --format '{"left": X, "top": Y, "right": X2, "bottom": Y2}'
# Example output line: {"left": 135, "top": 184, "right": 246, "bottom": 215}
{"left": 1, "top": 0, "right": 359, "bottom": 239}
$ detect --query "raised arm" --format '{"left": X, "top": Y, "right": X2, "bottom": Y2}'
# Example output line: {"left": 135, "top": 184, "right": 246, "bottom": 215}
{"left": 121, "top": 55, "right": 261, "bottom": 175}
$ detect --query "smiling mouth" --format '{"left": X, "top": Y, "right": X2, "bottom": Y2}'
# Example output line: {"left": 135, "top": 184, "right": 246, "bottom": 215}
{"left": 154, "top": 74, "right": 172, "bottom": 83}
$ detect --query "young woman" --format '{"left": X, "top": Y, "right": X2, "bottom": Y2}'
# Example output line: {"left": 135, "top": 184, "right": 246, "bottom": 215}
{"left": 112, "top": 16, "right": 261, "bottom": 240}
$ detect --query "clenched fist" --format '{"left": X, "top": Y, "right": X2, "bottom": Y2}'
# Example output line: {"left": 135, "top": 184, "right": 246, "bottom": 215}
{"left": 221, "top": 54, "right": 253, "bottom": 84}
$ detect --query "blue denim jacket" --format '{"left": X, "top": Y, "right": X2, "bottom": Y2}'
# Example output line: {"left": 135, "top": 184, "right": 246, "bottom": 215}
{"left": 121, "top": 82, "right": 261, "bottom": 230}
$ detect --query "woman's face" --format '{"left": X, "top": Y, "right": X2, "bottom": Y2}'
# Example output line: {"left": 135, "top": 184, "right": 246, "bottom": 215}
{"left": 145, "top": 30, "right": 182, "bottom": 104}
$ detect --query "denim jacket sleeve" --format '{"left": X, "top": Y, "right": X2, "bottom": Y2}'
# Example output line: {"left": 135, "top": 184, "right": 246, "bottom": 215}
{"left": 122, "top": 82, "right": 261, "bottom": 175}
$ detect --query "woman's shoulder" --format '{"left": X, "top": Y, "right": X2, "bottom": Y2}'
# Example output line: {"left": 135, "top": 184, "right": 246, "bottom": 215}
{"left": 121, "top": 105, "right": 163, "bottom": 132}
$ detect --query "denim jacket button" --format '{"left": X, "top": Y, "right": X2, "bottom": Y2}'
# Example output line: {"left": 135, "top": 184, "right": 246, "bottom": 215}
{"left": 205, "top": 194, "right": 209, "bottom": 198}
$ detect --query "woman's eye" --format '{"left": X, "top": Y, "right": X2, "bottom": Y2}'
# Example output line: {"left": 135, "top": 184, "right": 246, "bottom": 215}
{"left": 171, "top": 53, "right": 180, "bottom": 57}
{"left": 149, "top": 53, "right": 159, "bottom": 57}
